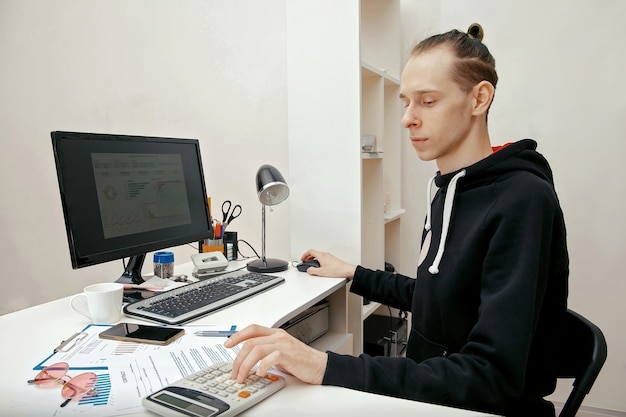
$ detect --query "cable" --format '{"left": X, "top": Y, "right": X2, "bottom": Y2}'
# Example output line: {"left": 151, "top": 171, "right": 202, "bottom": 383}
{"left": 236, "top": 239, "right": 260, "bottom": 259}
{"left": 387, "top": 305, "right": 394, "bottom": 332}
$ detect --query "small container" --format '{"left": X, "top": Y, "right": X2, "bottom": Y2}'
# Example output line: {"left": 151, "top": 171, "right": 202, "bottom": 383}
{"left": 384, "top": 192, "right": 391, "bottom": 214}
{"left": 223, "top": 231, "right": 238, "bottom": 260}
{"left": 153, "top": 251, "right": 174, "bottom": 278}
{"left": 202, "top": 239, "right": 224, "bottom": 255}
{"left": 361, "top": 134, "right": 376, "bottom": 152}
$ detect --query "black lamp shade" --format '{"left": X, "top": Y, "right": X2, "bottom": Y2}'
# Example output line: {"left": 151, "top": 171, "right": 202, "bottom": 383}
{"left": 256, "top": 164, "right": 289, "bottom": 206}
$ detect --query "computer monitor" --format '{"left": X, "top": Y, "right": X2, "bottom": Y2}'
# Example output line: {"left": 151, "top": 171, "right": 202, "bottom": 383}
{"left": 51, "top": 131, "right": 212, "bottom": 284}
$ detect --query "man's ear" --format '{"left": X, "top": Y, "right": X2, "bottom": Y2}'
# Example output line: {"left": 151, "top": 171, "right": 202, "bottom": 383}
{"left": 471, "top": 80, "right": 495, "bottom": 116}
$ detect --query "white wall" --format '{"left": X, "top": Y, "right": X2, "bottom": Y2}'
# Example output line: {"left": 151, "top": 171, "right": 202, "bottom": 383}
{"left": 400, "top": 0, "right": 626, "bottom": 412}
{"left": 0, "top": 0, "right": 291, "bottom": 313}
{"left": 286, "top": 1, "right": 362, "bottom": 264}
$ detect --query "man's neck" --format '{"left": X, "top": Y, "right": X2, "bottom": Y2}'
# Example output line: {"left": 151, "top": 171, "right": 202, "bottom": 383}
{"left": 437, "top": 123, "right": 492, "bottom": 174}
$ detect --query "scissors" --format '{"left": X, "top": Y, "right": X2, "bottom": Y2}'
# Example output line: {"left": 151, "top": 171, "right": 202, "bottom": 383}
{"left": 221, "top": 200, "right": 242, "bottom": 228}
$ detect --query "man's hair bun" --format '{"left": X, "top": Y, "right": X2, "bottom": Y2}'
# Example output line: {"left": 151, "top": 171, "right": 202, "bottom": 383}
{"left": 467, "top": 23, "right": 484, "bottom": 41}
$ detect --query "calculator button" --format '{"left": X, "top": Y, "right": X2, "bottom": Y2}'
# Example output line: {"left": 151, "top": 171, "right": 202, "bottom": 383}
{"left": 238, "top": 390, "right": 252, "bottom": 398}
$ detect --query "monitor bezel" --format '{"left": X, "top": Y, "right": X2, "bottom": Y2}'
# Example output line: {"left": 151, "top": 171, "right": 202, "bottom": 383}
{"left": 51, "top": 131, "right": 212, "bottom": 272}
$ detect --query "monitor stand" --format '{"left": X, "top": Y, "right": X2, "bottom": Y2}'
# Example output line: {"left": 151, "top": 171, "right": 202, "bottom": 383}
{"left": 116, "top": 254, "right": 146, "bottom": 285}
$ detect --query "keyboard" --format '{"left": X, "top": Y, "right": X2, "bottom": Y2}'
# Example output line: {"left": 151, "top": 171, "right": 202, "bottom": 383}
{"left": 123, "top": 269, "right": 285, "bottom": 325}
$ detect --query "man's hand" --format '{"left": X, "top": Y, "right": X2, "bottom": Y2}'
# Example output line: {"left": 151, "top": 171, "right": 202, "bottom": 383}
{"left": 224, "top": 324, "right": 328, "bottom": 385}
{"left": 300, "top": 249, "right": 357, "bottom": 279}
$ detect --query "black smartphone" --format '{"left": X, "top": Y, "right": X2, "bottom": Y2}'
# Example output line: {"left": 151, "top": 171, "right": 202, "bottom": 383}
{"left": 99, "top": 322, "right": 185, "bottom": 345}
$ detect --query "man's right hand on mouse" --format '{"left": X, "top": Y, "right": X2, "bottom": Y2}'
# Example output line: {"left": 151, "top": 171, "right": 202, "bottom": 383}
{"left": 299, "top": 249, "right": 357, "bottom": 279}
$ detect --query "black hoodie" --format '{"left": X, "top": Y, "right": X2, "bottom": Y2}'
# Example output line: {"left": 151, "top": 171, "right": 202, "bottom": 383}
{"left": 322, "top": 139, "right": 569, "bottom": 416}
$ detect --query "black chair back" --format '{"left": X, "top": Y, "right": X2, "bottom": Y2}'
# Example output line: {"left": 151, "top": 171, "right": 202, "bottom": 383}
{"left": 555, "top": 309, "right": 608, "bottom": 417}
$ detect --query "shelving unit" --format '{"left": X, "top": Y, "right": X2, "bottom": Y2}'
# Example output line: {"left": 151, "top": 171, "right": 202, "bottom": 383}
{"left": 349, "top": 0, "right": 405, "bottom": 355}
{"left": 286, "top": 0, "right": 405, "bottom": 356}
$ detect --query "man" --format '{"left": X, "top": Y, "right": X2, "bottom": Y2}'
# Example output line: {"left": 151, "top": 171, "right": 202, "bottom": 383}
{"left": 225, "top": 24, "right": 568, "bottom": 416}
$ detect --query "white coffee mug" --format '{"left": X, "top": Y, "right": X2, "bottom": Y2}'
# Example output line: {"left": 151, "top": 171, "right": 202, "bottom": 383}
{"left": 70, "top": 282, "right": 124, "bottom": 324}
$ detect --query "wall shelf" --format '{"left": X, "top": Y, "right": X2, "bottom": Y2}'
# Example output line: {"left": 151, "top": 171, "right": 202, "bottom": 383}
{"left": 384, "top": 208, "right": 405, "bottom": 223}
{"left": 362, "top": 301, "right": 381, "bottom": 320}
{"left": 361, "top": 151, "right": 383, "bottom": 159}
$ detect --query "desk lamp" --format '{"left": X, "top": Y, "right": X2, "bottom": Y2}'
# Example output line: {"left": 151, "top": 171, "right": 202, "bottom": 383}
{"left": 247, "top": 164, "right": 290, "bottom": 273}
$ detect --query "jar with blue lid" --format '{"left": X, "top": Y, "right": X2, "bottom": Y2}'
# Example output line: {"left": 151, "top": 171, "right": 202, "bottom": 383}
{"left": 153, "top": 251, "right": 174, "bottom": 278}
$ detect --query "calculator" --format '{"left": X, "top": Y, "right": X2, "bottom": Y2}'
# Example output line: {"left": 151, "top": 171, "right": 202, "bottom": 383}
{"left": 142, "top": 362, "right": 285, "bottom": 417}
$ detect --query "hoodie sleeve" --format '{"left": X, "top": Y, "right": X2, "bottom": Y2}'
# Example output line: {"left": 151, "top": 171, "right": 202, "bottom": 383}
{"left": 349, "top": 266, "right": 415, "bottom": 312}
{"left": 322, "top": 175, "right": 567, "bottom": 415}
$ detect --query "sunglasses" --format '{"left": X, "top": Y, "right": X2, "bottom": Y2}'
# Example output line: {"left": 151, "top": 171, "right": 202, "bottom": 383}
{"left": 27, "top": 362, "right": 98, "bottom": 407}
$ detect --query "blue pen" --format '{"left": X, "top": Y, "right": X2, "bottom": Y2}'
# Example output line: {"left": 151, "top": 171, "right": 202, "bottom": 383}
{"left": 194, "top": 326, "right": 237, "bottom": 337}
{"left": 194, "top": 330, "right": 236, "bottom": 337}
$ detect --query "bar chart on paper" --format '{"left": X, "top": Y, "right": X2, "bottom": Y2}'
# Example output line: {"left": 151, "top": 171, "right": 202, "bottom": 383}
{"left": 79, "top": 373, "right": 111, "bottom": 407}
{"left": 111, "top": 342, "right": 144, "bottom": 356}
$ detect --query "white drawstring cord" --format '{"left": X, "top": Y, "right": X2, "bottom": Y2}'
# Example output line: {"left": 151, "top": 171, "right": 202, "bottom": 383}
{"left": 428, "top": 170, "right": 466, "bottom": 275}
{"left": 424, "top": 175, "right": 436, "bottom": 232}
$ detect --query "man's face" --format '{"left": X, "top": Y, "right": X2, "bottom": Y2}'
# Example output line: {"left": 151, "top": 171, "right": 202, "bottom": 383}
{"left": 400, "top": 47, "right": 475, "bottom": 171}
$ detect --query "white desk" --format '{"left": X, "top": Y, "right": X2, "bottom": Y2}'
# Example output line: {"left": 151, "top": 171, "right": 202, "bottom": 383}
{"left": 0, "top": 262, "right": 491, "bottom": 416}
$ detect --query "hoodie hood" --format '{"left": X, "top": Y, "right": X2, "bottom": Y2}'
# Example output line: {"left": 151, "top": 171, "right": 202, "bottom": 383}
{"left": 424, "top": 139, "right": 554, "bottom": 274}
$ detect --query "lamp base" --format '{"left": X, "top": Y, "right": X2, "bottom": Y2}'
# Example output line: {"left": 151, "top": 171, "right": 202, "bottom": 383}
{"left": 247, "top": 258, "right": 289, "bottom": 273}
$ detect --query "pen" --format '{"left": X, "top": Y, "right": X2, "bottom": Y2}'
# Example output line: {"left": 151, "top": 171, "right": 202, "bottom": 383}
{"left": 194, "top": 330, "right": 237, "bottom": 337}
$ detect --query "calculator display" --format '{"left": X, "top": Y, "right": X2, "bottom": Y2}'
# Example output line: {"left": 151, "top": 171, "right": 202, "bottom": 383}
{"left": 152, "top": 388, "right": 229, "bottom": 417}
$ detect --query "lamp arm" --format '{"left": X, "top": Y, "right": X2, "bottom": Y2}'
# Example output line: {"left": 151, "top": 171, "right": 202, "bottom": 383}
{"left": 260, "top": 204, "right": 267, "bottom": 263}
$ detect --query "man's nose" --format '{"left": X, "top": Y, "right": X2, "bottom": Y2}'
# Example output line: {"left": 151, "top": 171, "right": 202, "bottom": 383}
{"left": 401, "top": 107, "right": 421, "bottom": 129}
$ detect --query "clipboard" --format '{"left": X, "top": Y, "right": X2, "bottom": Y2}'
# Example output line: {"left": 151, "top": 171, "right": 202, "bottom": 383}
{"left": 34, "top": 324, "right": 112, "bottom": 370}
{"left": 33, "top": 323, "right": 239, "bottom": 371}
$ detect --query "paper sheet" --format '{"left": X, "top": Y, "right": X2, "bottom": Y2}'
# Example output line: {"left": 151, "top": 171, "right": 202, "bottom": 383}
{"left": 14, "top": 324, "right": 241, "bottom": 416}
{"left": 106, "top": 338, "right": 241, "bottom": 412}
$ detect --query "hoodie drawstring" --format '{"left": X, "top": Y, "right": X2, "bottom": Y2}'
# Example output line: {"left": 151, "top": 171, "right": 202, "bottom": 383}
{"left": 425, "top": 175, "right": 436, "bottom": 232}
{"left": 425, "top": 169, "right": 466, "bottom": 275}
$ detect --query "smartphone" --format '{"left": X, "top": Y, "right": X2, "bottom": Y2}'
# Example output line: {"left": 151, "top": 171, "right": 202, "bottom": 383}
{"left": 99, "top": 322, "right": 185, "bottom": 345}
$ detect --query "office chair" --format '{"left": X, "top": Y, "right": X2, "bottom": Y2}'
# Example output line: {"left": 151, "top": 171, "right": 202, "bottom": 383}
{"left": 554, "top": 309, "right": 608, "bottom": 417}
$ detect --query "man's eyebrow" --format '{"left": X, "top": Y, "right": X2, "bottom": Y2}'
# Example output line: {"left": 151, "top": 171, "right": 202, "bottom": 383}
{"left": 399, "top": 89, "right": 438, "bottom": 99}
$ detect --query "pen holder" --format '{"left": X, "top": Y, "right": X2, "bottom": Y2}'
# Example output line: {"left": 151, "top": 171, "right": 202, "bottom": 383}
{"left": 202, "top": 239, "right": 224, "bottom": 255}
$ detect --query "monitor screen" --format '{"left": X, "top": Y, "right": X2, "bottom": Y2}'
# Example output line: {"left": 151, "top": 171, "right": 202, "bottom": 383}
{"left": 51, "top": 131, "right": 211, "bottom": 283}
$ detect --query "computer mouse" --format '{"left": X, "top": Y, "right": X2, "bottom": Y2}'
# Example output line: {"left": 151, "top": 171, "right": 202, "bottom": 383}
{"left": 296, "top": 259, "right": 320, "bottom": 272}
